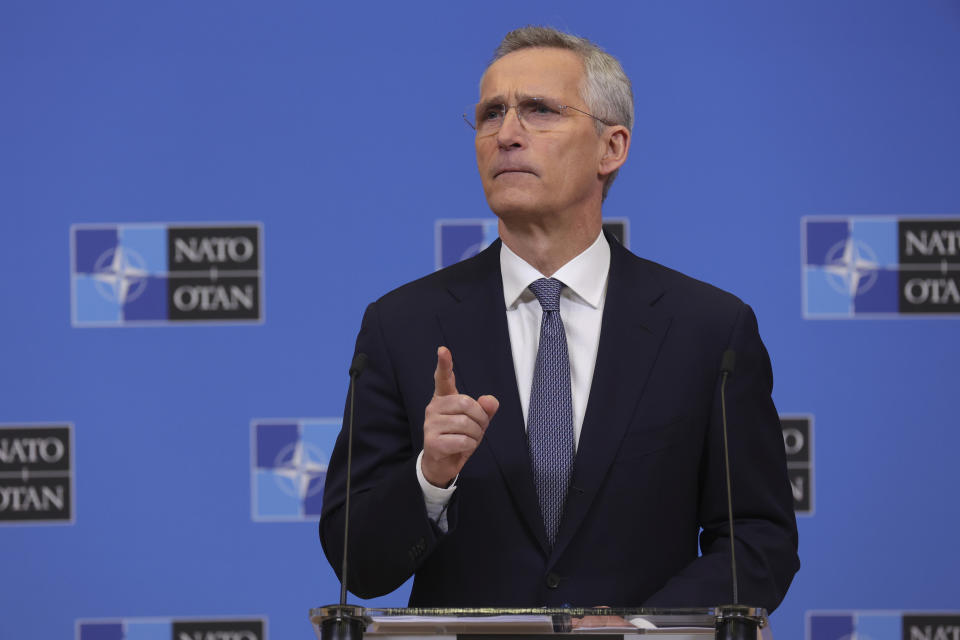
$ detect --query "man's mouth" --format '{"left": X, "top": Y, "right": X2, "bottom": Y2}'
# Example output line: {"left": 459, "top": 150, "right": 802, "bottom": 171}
{"left": 494, "top": 167, "right": 536, "bottom": 177}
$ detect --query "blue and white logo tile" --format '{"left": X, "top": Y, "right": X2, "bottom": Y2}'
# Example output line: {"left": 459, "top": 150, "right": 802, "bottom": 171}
{"left": 808, "top": 611, "right": 960, "bottom": 640}
{"left": 808, "top": 611, "right": 901, "bottom": 640}
{"left": 803, "top": 217, "right": 900, "bottom": 317}
{"left": 435, "top": 218, "right": 630, "bottom": 270}
{"left": 77, "top": 617, "right": 265, "bottom": 640}
{"left": 71, "top": 222, "right": 263, "bottom": 327}
{"left": 72, "top": 225, "right": 167, "bottom": 325}
{"left": 435, "top": 219, "right": 500, "bottom": 270}
{"left": 803, "top": 215, "right": 960, "bottom": 318}
{"left": 251, "top": 419, "right": 340, "bottom": 522}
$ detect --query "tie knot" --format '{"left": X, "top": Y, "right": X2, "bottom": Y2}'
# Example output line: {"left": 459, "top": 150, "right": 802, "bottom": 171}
{"left": 529, "top": 278, "right": 563, "bottom": 311}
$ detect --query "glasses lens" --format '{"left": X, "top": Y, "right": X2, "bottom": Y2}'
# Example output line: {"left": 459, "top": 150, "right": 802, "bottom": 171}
{"left": 518, "top": 99, "right": 563, "bottom": 130}
{"left": 474, "top": 103, "right": 504, "bottom": 135}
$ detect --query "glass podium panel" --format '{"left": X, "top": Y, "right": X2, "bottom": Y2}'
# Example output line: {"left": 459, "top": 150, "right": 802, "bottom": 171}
{"left": 309, "top": 606, "right": 771, "bottom": 640}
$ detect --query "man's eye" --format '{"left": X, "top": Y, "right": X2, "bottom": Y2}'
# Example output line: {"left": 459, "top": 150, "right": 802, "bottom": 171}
{"left": 481, "top": 107, "right": 503, "bottom": 121}
{"left": 521, "top": 100, "right": 559, "bottom": 118}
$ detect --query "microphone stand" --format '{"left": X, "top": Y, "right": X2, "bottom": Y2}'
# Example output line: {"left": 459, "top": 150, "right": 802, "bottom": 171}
{"left": 320, "top": 353, "right": 368, "bottom": 640}
{"left": 715, "top": 350, "right": 762, "bottom": 640}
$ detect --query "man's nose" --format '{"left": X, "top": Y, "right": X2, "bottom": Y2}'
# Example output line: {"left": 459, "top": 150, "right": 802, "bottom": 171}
{"left": 496, "top": 106, "right": 526, "bottom": 147}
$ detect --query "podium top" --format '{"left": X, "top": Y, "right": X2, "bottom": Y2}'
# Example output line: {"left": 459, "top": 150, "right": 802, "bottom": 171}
{"left": 310, "top": 605, "right": 770, "bottom": 639}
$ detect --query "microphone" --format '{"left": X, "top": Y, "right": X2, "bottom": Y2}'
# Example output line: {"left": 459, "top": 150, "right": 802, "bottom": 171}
{"left": 720, "top": 349, "right": 736, "bottom": 378}
{"left": 349, "top": 353, "right": 368, "bottom": 378}
{"left": 321, "top": 353, "right": 368, "bottom": 640}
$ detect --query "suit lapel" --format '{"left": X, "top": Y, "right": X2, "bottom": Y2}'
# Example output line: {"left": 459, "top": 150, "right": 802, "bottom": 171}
{"left": 549, "top": 238, "right": 673, "bottom": 564}
{"left": 437, "top": 241, "right": 550, "bottom": 554}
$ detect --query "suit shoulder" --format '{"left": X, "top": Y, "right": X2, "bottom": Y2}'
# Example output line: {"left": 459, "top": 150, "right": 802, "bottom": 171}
{"left": 371, "top": 244, "right": 495, "bottom": 315}
{"left": 619, "top": 251, "right": 764, "bottom": 357}
{"left": 630, "top": 252, "right": 746, "bottom": 314}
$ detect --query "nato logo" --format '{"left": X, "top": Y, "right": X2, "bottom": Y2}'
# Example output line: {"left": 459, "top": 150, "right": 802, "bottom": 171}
{"left": 251, "top": 419, "right": 340, "bottom": 521}
{"left": 435, "top": 218, "right": 630, "bottom": 269}
{"left": 77, "top": 616, "right": 266, "bottom": 640}
{"left": 0, "top": 424, "right": 74, "bottom": 525}
{"left": 71, "top": 223, "right": 263, "bottom": 326}
{"left": 808, "top": 611, "right": 960, "bottom": 640}
{"left": 803, "top": 216, "right": 960, "bottom": 317}
{"left": 782, "top": 415, "right": 814, "bottom": 515}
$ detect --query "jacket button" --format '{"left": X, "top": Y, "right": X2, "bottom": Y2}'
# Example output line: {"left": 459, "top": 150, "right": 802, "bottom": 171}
{"left": 545, "top": 572, "right": 561, "bottom": 589}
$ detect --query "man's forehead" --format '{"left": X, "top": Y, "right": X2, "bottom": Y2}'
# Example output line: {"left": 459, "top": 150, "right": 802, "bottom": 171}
{"left": 479, "top": 47, "right": 585, "bottom": 100}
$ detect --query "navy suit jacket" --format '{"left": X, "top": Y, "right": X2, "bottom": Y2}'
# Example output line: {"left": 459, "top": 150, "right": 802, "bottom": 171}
{"left": 320, "top": 234, "right": 799, "bottom": 611}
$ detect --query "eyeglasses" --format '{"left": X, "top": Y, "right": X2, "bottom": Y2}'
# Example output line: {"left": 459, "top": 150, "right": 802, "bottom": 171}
{"left": 463, "top": 97, "right": 612, "bottom": 137}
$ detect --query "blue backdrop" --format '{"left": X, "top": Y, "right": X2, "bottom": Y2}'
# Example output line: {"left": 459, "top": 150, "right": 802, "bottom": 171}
{"left": 2, "top": 1, "right": 959, "bottom": 639}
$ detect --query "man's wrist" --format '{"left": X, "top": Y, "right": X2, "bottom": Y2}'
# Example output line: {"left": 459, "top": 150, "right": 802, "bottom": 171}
{"left": 416, "top": 450, "right": 457, "bottom": 503}
{"left": 422, "top": 463, "right": 454, "bottom": 489}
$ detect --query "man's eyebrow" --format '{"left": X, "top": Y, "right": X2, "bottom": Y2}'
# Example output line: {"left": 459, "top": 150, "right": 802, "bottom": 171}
{"left": 513, "top": 92, "right": 543, "bottom": 102}
{"left": 477, "top": 92, "right": 547, "bottom": 106}
{"left": 477, "top": 94, "right": 506, "bottom": 107}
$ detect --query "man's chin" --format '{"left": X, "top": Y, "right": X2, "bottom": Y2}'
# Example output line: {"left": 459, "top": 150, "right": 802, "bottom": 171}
{"left": 485, "top": 190, "right": 546, "bottom": 220}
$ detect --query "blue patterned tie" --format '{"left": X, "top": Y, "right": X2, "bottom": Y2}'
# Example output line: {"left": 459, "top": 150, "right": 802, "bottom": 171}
{"left": 526, "top": 277, "right": 575, "bottom": 547}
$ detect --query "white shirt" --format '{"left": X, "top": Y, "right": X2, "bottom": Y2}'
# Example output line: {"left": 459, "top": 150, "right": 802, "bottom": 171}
{"left": 417, "top": 232, "right": 611, "bottom": 530}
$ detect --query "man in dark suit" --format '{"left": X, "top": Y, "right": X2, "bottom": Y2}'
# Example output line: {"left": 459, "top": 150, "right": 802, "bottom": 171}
{"left": 320, "top": 26, "right": 799, "bottom": 612}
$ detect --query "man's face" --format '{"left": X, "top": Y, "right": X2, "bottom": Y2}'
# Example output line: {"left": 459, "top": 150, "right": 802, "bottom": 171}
{"left": 476, "top": 47, "right": 607, "bottom": 221}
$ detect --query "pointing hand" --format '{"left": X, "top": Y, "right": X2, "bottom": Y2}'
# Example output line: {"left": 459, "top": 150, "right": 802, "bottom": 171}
{"left": 422, "top": 346, "right": 499, "bottom": 488}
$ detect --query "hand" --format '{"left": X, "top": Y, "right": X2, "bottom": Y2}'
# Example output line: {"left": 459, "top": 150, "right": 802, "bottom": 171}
{"left": 571, "top": 607, "right": 632, "bottom": 630}
{"left": 422, "top": 346, "right": 499, "bottom": 488}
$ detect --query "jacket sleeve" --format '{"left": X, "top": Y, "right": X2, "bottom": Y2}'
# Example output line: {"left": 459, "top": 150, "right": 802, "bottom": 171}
{"left": 318, "top": 301, "right": 448, "bottom": 599}
{"left": 643, "top": 303, "right": 800, "bottom": 612}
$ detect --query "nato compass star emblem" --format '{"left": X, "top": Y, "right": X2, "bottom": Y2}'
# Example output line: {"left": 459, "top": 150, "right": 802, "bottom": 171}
{"left": 91, "top": 246, "right": 149, "bottom": 304}
{"left": 251, "top": 419, "right": 341, "bottom": 521}
{"left": 823, "top": 237, "right": 880, "bottom": 297}
{"left": 271, "top": 440, "right": 328, "bottom": 501}
{"left": 71, "top": 224, "right": 170, "bottom": 325}
{"left": 803, "top": 217, "right": 904, "bottom": 317}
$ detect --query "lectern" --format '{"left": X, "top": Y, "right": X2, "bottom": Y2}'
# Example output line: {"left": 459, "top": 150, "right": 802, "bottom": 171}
{"left": 310, "top": 606, "right": 770, "bottom": 640}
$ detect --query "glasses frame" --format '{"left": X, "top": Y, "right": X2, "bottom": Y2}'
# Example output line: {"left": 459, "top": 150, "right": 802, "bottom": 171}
{"left": 463, "top": 96, "right": 613, "bottom": 136}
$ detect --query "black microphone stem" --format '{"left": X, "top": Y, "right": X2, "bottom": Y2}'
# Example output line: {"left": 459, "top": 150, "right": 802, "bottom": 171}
{"left": 340, "top": 374, "right": 355, "bottom": 609}
{"left": 340, "top": 353, "right": 367, "bottom": 611}
{"left": 720, "top": 364, "right": 739, "bottom": 605}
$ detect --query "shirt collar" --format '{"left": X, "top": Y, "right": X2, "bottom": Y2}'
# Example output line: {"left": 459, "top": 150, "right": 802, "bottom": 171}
{"left": 500, "top": 231, "right": 610, "bottom": 309}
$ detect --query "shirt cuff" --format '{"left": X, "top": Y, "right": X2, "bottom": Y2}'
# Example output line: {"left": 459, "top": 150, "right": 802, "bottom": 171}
{"left": 416, "top": 450, "right": 457, "bottom": 533}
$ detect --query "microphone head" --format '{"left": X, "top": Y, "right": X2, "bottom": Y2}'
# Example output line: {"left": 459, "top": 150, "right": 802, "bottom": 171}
{"left": 720, "top": 349, "right": 736, "bottom": 375}
{"left": 349, "top": 352, "right": 368, "bottom": 377}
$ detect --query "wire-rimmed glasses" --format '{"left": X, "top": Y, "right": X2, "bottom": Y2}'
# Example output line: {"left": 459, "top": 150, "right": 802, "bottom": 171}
{"left": 463, "top": 97, "right": 612, "bottom": 136}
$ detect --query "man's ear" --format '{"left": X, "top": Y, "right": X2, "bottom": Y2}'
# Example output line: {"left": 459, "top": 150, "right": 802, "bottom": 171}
{"left": 598, "top": 125, "right": 630, "bottom": 177}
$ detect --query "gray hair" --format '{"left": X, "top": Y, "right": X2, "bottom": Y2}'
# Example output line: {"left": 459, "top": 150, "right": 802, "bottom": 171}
{"left": 487, "top": 26, "right": 634, "bottom": 200}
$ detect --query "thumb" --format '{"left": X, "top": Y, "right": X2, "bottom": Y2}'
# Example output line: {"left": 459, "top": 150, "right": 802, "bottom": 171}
{"left": 434, "top": 346, "right": 458, "bottom": 396}
{"left": 477, "top": 394, "right": 500, "bottom": 420}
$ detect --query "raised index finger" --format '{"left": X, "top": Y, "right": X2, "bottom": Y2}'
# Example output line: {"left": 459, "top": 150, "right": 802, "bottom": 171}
{"left": 434, "top": 346, "right": 458, "bottom": 397}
